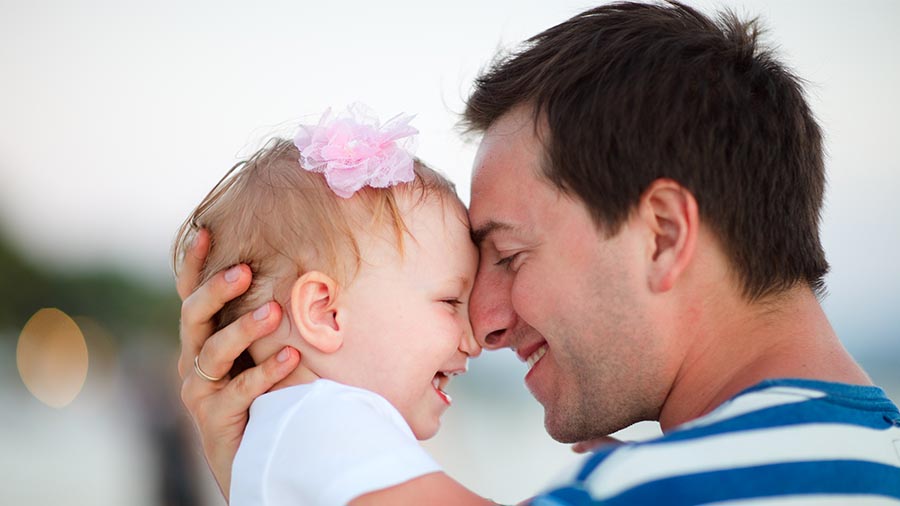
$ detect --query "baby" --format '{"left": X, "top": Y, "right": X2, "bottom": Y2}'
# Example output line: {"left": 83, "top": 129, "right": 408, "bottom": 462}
{"left": 173, "top": 104, "right": 480, "bottom": 505}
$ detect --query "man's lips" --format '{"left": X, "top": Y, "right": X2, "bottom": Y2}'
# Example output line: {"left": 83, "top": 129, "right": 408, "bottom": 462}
{"left": 525, "top": 344, "right": 548, "bottom": 370}
{"left": 517, "top": 340, "right": 548, "bottom": 365}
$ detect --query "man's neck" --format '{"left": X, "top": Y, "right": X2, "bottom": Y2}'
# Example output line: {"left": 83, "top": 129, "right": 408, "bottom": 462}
{"left": 658, "top": 284, "right": 872, "bottom": 432}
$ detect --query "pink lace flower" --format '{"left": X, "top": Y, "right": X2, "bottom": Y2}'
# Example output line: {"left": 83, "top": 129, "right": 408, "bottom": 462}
{"left": 293, "top": 103, "right": 418, "bottom": 198}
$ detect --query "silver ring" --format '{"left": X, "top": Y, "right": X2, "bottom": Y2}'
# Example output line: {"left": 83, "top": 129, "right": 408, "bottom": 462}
{"left": 194, "top": 355, "right": 225, "bottom": 382}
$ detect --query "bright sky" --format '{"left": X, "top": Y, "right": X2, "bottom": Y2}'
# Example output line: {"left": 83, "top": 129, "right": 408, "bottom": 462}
{"left": 1, "top": 0, "right": 898, "bottom": 358}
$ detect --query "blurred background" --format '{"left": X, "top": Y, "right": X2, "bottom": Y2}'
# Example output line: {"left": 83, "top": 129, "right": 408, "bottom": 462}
{"left": 1, "top": 0, "right": 898, "bottom": 504}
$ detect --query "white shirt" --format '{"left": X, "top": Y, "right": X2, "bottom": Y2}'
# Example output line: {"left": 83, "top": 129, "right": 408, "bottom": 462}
{"left": 230, "top": 379, "right": 442, "bottom": 506}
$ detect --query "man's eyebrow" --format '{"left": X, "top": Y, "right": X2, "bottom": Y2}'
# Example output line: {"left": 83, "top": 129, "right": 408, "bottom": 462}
{"left": 471, "top": 220, "right": 515, "bottom": 247}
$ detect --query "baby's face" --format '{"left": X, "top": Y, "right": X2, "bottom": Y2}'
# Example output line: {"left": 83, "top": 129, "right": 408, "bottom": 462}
{"left": 333, "top": 196, "right": 479, "bottom": 439}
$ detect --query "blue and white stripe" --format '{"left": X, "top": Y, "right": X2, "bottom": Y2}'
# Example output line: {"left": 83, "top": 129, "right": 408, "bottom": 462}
{"left": 534, "top": 379, "right": 900, "bottom": 505}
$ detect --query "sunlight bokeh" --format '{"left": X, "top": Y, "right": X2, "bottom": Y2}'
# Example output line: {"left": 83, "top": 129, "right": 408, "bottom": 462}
{"left": 16, "top": 308, "right": 89, "bottom": 408}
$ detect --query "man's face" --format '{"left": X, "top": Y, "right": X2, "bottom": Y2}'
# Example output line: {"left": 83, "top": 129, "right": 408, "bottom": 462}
{"left": 467, "top": 106, "right": 668, "bottom": 442}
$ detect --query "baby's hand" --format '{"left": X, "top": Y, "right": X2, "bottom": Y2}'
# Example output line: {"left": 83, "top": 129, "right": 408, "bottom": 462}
{"left": 571, "top": 435, "right": 622, "bottom": 454}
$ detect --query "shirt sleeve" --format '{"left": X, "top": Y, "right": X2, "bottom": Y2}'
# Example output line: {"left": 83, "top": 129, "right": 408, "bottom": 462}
{"left": 264, "top": 383, "right": 442, "bottom": 506}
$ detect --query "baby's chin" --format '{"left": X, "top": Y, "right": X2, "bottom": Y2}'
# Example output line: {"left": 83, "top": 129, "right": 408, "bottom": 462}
{"left": 410, "top": 419, "right": 441, "bottom": 441}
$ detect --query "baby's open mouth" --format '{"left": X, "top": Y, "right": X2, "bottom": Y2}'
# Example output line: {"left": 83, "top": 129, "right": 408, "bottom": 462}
{"left": 432, "top": 371, "right": 455, "bottom": 405}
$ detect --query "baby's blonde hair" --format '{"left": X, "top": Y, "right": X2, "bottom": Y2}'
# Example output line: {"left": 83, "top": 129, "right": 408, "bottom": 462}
{"left": 173, "top": 138, "right": 461, "bottom": 373}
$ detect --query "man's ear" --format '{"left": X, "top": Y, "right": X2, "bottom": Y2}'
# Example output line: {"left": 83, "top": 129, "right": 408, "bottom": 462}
{"left": 289, "top": 271, "right": 343, "bottom": 354}
{"left": 637, "top": 179, "right": 699, "bottom": 293}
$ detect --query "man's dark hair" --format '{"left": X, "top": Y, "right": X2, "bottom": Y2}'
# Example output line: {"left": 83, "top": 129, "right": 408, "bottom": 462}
{"left": 463, "top": 1, "right": 828, "bottom": 301}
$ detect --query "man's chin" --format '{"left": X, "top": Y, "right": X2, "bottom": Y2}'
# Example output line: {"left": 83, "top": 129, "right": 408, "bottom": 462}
{"left": 542, "top": 405, "right": 586, "bottom": 444}
{"left": 533, "top": 384, "right": 598, "bottom": 442}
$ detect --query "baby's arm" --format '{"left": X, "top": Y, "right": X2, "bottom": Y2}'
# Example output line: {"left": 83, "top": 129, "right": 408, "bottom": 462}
{"left": 351, "top": 472, "right": 501, "bottom": 506}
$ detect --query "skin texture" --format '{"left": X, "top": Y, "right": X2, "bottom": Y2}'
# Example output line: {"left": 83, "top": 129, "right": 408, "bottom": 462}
{"left": 177, "top": 107, "right": 872, "bottom": 503}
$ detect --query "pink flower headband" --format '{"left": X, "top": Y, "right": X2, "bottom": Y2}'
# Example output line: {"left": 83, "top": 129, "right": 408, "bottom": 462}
{"left": 293, "top": 103, "right": 418, "bottom": 198}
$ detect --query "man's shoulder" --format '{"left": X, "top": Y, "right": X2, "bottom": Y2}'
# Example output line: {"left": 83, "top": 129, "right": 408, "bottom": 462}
{"left": 535, "top": 379, "right": 900, "bottom": 505}
{"left": 667, "top": 378, "right": 899, "bottom": 437}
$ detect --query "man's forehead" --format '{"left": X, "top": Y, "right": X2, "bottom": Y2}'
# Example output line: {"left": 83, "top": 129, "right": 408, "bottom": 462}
{"left": 469, "top": 105, "right": 541, "bottom": 186}
{"left": 467, "top": 106, "right": 551, "bottom": 246}
{"left": 467, "top": 161, "right": 510, "bottom": 236}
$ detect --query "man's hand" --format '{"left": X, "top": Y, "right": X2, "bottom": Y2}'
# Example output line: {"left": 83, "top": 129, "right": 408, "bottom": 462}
{"left": 176, "top": 229, "right": 300, "bottom": 499}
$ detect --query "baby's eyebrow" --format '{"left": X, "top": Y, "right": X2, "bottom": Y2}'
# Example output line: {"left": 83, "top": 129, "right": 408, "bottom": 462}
{"left": 471, "top": 220, "right": 516, "bottom": 247}
{"left": 441, "top": 276, "right": 471, "bottom": 292}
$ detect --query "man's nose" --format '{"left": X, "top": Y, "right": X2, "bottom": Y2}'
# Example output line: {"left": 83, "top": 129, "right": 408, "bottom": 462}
{"left": 469, "top": 270, "right": 516, "bottom": 350}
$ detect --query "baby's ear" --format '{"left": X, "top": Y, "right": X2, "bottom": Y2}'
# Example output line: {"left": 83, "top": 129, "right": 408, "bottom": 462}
{"left": 289, "top": 271, "right": 343, "bottom": 354}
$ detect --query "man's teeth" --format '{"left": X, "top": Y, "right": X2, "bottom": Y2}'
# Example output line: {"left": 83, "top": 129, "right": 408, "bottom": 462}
{"left": 432, "top": 376, "right": 441, "bottom": 389}
{"left": 526, "top": 344, "right": 548, "bottom": 369}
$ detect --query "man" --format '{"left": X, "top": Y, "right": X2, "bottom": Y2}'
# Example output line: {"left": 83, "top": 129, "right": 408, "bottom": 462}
{"left": 177, "top": 2, "right": 900, "bottom": 504}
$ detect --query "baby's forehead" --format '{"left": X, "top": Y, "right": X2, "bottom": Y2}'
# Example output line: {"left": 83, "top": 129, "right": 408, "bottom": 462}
{"left": 367, "top": 195, "right": 471, "bottom": 252}
{"left": 338, "top": 196, "right": 476, "bottom": 298}
{"left": 404, "top": 194, "right": 471, "bottom": 235}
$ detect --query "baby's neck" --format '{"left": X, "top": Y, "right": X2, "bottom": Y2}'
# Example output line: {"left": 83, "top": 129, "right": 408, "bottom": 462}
{"left": 268, "top": 361, "right": 322, "bottom": 393}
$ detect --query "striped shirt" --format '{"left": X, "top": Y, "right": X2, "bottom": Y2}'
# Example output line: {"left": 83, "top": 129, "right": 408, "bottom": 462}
{"left": 532, "top": 379, "right": 900, "bottom": 506}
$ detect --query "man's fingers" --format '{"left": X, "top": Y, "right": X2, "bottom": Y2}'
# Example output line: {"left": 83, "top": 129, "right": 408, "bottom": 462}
{"left": 180, "top": 371, "right": 221, "bottom": 417}
{"left": 181, "top": 263, "right": 253, "bottom": 328}
{"left": 222, "top": 347, "right": 300, "bottom": 411}
{"left": 179, "top": 305, "right": 284, "bottom": 407}
{"left": 182, "top": 301, "right": 282, "bottom": 381}
{"left": 178, "top": 263, "right": 253, "bottom": 376}
{"left": 181, "top": 346, "right": 299, "bottom": 500}
{"left": 176, "top": 228, "right": 211, "bottom": 300}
